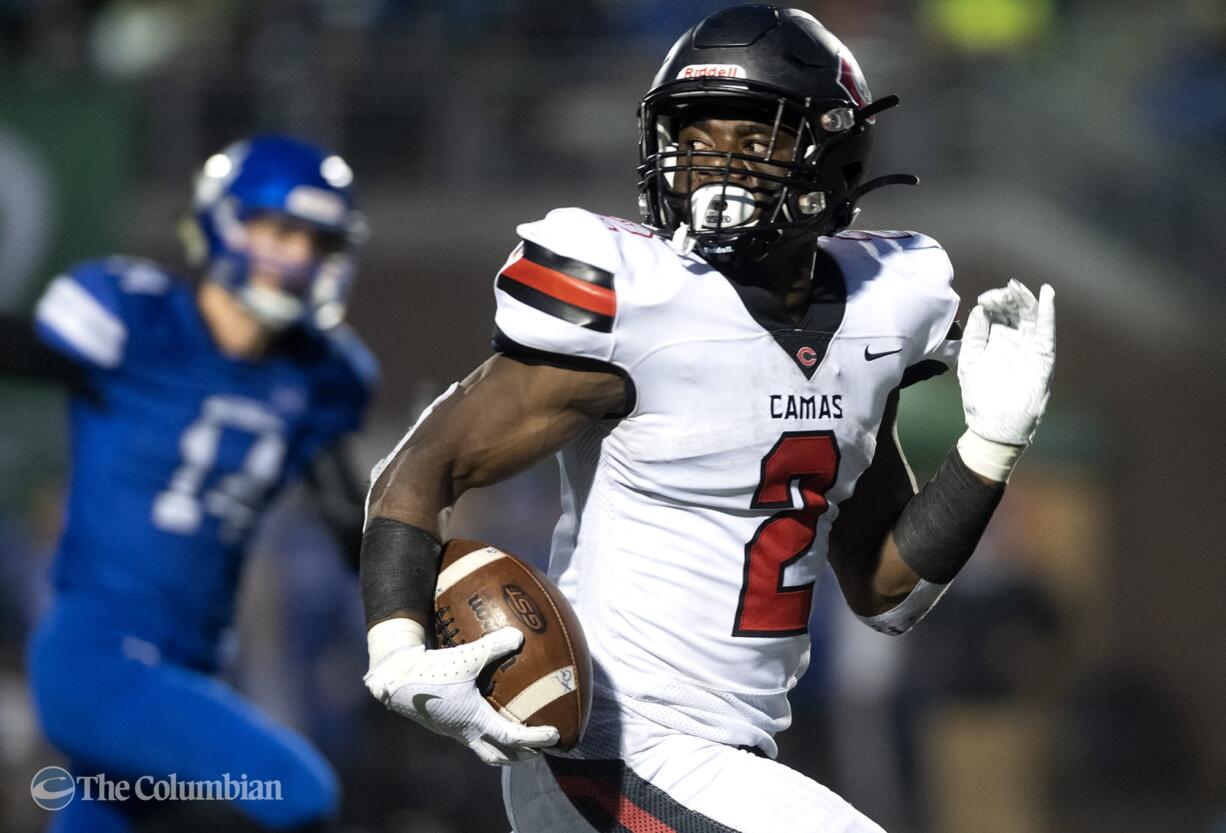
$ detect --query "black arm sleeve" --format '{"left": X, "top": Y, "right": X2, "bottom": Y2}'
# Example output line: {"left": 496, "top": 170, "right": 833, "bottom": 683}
{"left": 0, "top": 313, "right": 93, "bottom": 394}
{"left": 303, "top": 440, "right": 367, "bottom": 572}
{"left": 893, "top": 448, "right": 1005, "bottom": 584}
{"left": 360, "top": 518, "right": 442, "bottom": 627}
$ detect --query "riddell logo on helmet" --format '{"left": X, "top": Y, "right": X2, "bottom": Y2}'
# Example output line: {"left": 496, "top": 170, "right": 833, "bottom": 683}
{"left": 677, "top": 64, "right": 745, "bottom": 79}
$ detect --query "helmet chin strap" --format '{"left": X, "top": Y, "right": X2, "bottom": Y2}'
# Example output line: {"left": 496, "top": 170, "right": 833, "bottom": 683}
{"left": 670, "top": 222, "right": 696, "bottom": 255}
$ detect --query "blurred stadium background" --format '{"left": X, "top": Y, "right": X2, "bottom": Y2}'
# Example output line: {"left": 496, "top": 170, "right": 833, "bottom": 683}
{"left": 2, "top": 0, "right": 1225, "bottom": 831}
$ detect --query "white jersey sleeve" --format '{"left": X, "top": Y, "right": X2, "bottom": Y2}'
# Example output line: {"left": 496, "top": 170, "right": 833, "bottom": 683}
{"left": 492, "top": 208, "right": 623, "bottom": 365}
{"left": 833, "top": 230, "right": 961, "bottom": 387}
{"left": 889, "top": 232, "right": 961, "bottom": 383}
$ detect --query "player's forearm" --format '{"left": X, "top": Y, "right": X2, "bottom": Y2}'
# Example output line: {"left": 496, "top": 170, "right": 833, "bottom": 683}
{"left": 362, "top": 445, "right": 456, "bottom": 629}
{"left": 360, "top": 515, "right": 442, "bottom": 629}
{"left": 854, "top": 446, "right": 1005, "bottom": 634}
{"left": 368, "top": 446, "right": 455, "bottom": 534}
{"left": 859, "top": 537, "right": 922, "bottom": 614}
{"left": 891, "top": 446, "right": 1005, "bottom": 586}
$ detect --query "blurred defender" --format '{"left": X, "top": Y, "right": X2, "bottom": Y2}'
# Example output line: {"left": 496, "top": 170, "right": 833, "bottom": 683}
{"left": 0, "top": 136, "right": 375, "bottom": 831}
{"left": 360, "top": 6, "right": 1055, "bottom": 832}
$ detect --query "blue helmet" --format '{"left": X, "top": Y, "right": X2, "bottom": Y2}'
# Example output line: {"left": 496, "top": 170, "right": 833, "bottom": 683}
{"left": 187, "top": 135, "right": 365, "bottom": 330}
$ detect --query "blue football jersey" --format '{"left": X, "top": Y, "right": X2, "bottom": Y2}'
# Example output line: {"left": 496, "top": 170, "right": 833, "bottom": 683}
{"left": 34, "top": 256, "right": 376, "bottom": 663}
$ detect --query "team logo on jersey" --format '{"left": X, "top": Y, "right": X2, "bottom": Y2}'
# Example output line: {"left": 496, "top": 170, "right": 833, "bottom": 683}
{"left": 677, "top": 63, "right": 745, "bottom": 79}
{"left": 775, "top": 331, "right": 832, "bottom": 380}
{"left": 503, "top": 585, "right": 547, "bottom": 633}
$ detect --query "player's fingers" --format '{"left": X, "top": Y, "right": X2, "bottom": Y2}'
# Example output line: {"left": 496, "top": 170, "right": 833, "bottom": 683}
{"left": 472, "top": 729, "right": 547, "bottom": 765}
{"left": 503, "top": 722, "right": 560, "bottom": 749}
{"left": 475, "top": 626, "right": 525, "bottom": 665}
{"left": 976, "top": 287, "right": 1018, "bottom": 327}
{"left": 1036, "top": 283, "right": 1056, "bottom": 356}
{"left": 976, "top": 286, "right": 1012, "bottom": 310}
{"left": 959, "top": 306, "right": 989, "bottom": 367}
{"left": 471, "top": 738, "right": 516, "bottom": 766}
{"left": 472, "top": 696, "right": 560, "bottom": 748}
{"left": 1007, "top": 279, "right": 1038, "bottom": 318}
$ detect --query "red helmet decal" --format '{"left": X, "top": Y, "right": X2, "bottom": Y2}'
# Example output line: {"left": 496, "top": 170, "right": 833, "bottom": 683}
{"left": 836, "top": 49, "right": 872, "bottom": 112}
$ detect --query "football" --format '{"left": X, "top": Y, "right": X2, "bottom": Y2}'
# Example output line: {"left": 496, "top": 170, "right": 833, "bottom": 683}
{"left": 433, "top": 539, "right": 592, "bottom": 751}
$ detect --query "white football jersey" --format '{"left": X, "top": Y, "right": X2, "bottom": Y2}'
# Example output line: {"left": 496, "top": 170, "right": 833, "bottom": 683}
{"left": 492, "top": 208, "right": 959, "bottom": 756}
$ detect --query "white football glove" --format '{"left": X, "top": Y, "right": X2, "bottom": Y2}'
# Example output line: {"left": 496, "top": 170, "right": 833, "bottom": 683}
{"left": 364, "top": 618, "right": 559, "bottom": 766}
{"left": 956, "top": 280, "right": 1056, "bottom": 480}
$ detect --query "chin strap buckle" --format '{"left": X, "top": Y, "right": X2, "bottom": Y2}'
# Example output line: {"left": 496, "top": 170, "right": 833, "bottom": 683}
{"left": 670, "top": 222, "right": 696, "bottom": 255}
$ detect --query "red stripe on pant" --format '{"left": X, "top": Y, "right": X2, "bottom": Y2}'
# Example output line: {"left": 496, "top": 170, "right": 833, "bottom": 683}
{"left": 553, "top": 773, "right": 681, "bottom": 833}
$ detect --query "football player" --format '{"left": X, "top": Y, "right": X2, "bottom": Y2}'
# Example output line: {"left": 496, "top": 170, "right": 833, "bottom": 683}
{"left": 0, "top": 136, "right": 376, "bottom": 831}
{"left": 360, "top": 6, "right": 1055, "bottom": 833}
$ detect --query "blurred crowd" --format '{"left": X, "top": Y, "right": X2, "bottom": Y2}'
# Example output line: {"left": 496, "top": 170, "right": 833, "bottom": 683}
{"left": 1, "top": 1, "right": 1225, "bottom": 832}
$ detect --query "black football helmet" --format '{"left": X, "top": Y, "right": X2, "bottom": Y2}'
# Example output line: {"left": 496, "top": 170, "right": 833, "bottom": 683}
{"left": 637, "top": 5, "right": 915, "bottom": 267}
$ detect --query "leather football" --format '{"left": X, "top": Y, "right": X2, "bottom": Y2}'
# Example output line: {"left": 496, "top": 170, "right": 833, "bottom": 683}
{"left": 434, "top": 539, "right": 592, "bottom": 751}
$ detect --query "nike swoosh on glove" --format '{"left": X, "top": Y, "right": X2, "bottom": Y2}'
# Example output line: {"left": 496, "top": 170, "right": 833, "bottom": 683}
{"left": 958, "top": 279, "right": 1056, "bottom": 446}
{"left": 364, "top": 619, "right": 559, "bottom": 765}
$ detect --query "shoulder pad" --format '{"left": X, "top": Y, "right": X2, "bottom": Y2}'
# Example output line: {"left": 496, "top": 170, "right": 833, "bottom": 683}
{"left": 34, "top": 258, "right": 132, "bottom": 369}
{"left": 494, "top": 209, "right": 622, "bottom": 363}
{"left": 828, "top": 231, "right": 959, "bottom": 367}
{"left": 832, "top": 229, "right": 943, "bottom": 256}
{"left": 106, "top": 256, "right": 176, "bottom": 295}
{"left": 832, "top": 230, "right": 952, "bottom": 292}
{"left": 514, "top": 208, "right": 624, "bottom": 277}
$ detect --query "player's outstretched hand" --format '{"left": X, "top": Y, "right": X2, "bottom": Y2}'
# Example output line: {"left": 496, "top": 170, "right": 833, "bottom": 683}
{"left": 364, "top": 619, "right": 560, "bottom": 765}
{"left": 958, "top": 279, "right": 1056, "bottom": 446}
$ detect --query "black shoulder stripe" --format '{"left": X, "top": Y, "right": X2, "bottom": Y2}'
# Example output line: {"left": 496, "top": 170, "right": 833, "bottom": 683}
{"left": 495, "top": 273, "right": 614, "bottom": 333}
{"left": 900, "top": 359, "right": 949, "bottom": 388}
{"left": 523, "top": 241, "right": 613, "bottom": 289}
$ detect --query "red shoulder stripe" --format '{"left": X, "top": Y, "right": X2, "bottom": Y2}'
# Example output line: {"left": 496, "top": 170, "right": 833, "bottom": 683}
{"left": 500, "top": 256, "right": 616, "bottom": 318}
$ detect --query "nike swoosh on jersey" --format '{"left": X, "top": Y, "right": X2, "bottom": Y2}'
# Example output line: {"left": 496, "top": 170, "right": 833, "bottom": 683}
{"left": 864, "top": 346, "right": 903, "bottom": 361}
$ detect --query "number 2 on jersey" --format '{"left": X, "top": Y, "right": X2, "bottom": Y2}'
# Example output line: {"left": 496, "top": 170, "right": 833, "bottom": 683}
{"left": 733, "top": 431, "right": 840, "bottom": 637}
